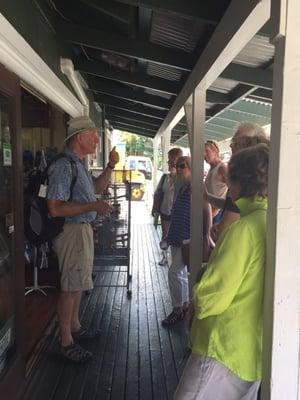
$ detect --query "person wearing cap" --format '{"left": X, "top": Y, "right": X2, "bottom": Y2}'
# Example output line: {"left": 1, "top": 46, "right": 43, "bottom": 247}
{"left": 47, "top": 116, "right": 119, "bottom": 363}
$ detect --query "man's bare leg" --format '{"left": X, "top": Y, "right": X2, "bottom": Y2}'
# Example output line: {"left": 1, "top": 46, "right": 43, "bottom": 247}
{"left": 57, "top": 291, "right": 77, "bottom": 346}
{"left": 71, "top": 291, "right": 82, "bottom": 332}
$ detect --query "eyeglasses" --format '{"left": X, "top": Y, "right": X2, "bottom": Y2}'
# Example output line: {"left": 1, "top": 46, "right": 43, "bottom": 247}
{"left": 176, "top": 163, "right": 187, "bottom": 170}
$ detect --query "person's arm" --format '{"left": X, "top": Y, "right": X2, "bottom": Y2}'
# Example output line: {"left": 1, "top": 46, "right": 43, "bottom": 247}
{"left": 218, "top": 162, "right": 227, "bottom": 183}
{"left": 47, "top": 199, "right": 112, "bottom": 218}
{"left": 202, "top": 200, "right": 214, "bottom": 262}
{"left": 193, "top": 221, "right": 252, "bottom": 319}
{"left": 94, "top": 147, "right": 119, "bottom": 193}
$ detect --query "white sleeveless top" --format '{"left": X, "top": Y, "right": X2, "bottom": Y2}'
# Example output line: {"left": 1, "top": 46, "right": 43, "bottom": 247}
{"left": 205, "top": 162, "right": 227, "bottom": 199}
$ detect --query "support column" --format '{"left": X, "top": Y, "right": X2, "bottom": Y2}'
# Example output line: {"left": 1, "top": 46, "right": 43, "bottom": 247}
{"left": 152, "top": 135, "right": 160, "bottom": 190}
{"left": 189, "top": 85, "right": 206, "bottom": 293}
{"left": 101, "top": 106, "right": 106, "bottom": 169}
{"left": 262, "top": 0, "right": 300, "bottom": 399}
{"left": 184, "top": 100, "right": 192, "bottom": 149}
{"left": 161, "top": 127, "right": 171, "bottom": 174}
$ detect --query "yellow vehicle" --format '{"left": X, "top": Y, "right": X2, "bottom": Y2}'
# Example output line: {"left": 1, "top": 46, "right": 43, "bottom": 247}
{"left": 113, "top": 168, "right": 146, "bottom": 201}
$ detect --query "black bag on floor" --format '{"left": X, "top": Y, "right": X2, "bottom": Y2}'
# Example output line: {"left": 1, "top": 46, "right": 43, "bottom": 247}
{"left": 24, "top": 154, "right": 78, "bottom": 246}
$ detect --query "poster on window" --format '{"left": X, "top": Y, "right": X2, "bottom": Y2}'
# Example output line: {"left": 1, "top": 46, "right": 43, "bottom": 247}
{"left": 3, "top": 143, "right": 12, "bottom": 167}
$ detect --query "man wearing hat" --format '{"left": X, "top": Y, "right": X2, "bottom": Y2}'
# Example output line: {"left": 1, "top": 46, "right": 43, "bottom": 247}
{"left": 47, "top": 116, "right": 119, "bottom": 363}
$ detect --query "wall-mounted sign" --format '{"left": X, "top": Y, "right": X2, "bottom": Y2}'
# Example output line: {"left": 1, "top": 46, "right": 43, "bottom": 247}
{"left": 3, "top": 143, "right": 12, "bottom": 166}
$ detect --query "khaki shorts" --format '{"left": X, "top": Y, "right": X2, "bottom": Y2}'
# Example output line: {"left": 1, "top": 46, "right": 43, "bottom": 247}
{"left": 53, "top": 223, "right": 94, "bottom": 292}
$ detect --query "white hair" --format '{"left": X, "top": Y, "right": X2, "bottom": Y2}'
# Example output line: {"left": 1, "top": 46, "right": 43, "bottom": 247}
{"left": 234, "top": 122, "right": 267, "bottom": 139}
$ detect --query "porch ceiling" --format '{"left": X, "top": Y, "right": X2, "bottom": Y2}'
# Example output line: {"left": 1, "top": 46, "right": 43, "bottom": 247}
{"left": 44, "top": 0, "right": 274, "bottom": 143}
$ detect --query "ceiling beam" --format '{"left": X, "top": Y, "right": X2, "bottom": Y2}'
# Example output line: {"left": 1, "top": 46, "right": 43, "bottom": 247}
{"left": 110, "top": 119, "right": 157, "bottom": 134}
{"left": 155, "top": 0, "right": 271, "bottom": 138}
{"left": 94, "top": 93, "right": 167, "bottom": 119}
{"left": 112, "top": 123, "right": 155, "bottom": 137}
{"left": 248, "top": 88, "right": 273, "bottom": 103}
{"left": 79, "top": 0, "right": 133, "bottom": 24}
{"left": 111, "top": 0, "right": 231, "bottom": 25}
{"left": 105, "top": 106, "right": 164, "bottom": 124}
{"left": 76, "top": 60, "right": 180, "bottom": 96}
{"left": 106, "top": 116, "right": 161, "bottom": 131}
{"left": 221, "top": 63, "right": 273, "bottom": 90}
{"left": 105, "top": 114, "right": 161, "bottom": 129}
{"left": 89, "top": 77, "right": 172, "bottom": 110}
{"left": 58, "top": 22, "right": 193, "bottom": 71}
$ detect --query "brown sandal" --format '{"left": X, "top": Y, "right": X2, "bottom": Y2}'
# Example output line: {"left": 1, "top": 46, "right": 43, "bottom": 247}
{"left": 57, "top": 342, "right": 93, "bottom": 363}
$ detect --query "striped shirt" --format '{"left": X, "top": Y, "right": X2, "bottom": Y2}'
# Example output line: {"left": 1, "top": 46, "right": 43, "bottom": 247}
{"left": 167, "top": 184, "right": 191, "bottom": 247}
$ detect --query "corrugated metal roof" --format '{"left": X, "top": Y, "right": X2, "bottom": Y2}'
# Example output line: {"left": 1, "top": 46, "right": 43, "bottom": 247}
{"left": 175, "top": 98, "right": 272, "bottom": 147}
{"left": 233, "top": 34, "right": 274, "bottom": 67}
{"left": 146, "top": 62, "right": 183, "bottom": 81}
{"left": 209, "top": 77, "right": 239, "bottom": 94}
{"left": 150, "top": 12, "right": 206, "bottom": 53}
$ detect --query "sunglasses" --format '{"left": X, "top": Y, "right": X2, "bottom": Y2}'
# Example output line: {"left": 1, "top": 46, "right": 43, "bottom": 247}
{"left": 176, "top": 163, "right": 187, "bottom": 170}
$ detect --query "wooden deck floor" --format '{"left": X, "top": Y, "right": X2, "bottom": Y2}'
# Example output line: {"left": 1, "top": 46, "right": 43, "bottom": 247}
{"left": 23, "top": 202, "right": 188, "bottom": 400}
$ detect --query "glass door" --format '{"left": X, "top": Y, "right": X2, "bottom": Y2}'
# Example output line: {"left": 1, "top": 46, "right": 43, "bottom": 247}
{"left": 0, "top": 95, "right": 16, "bottom": 375}
{"left": 0, "top": 66, "right": 24, "bottom": 399}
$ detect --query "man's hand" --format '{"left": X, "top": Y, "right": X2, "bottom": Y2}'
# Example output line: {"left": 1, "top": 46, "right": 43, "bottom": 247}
{"left": 108, "top": 146, "right": 119, "bottom": 168}
{"left": 94, "top": 200, "right": 112, "bottom": 216}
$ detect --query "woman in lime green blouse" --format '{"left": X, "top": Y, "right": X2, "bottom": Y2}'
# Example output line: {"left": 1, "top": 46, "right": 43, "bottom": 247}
{"left": 175, "top": 144, "right": 269, "bottom": 400}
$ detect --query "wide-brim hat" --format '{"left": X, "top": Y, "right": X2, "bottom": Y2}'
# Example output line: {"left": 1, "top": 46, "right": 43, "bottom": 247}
{"left": 65, "top": 116, "right": 99, "bottom": 141}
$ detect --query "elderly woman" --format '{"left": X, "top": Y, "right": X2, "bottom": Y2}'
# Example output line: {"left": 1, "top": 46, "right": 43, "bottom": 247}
{"left": 175, "top": 144, "right": 269, "bottom": 399}
{"left": 162, "top": 156, "right": 191, "bottom": 326}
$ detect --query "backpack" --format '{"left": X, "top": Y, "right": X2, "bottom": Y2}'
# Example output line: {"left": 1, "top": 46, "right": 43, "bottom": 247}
{"left": 24, "top": 154, "right": 78, "bottom": 246}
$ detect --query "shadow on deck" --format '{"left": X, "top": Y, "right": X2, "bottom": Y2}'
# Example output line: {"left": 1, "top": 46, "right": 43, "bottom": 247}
{"left": 23, "top": 202, "right": 188, "bottom": 400}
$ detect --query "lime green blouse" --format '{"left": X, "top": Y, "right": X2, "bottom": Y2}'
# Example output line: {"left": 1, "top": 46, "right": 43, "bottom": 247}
{"left": 191, "top": 196, "right": 267, "bottom": 382}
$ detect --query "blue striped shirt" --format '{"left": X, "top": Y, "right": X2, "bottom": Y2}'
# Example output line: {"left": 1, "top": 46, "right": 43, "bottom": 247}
{"left": 47, "top": 148, "right": 97, "bottom": 224}
{"left": 167, "top": 184, "right": 191, "bottom": 247}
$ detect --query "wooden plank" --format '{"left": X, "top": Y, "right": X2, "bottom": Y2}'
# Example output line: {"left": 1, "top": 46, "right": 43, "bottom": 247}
{"left": 110, "top": 283, "right": 131, "bottom": 399}
{"left": 124, "top": 223, "right": 140, "bottom": 399}
{"left": 79, "top": 272, "right": 120, "bottom": 400}
{"left": 140, "top": 224, "right": 168, "bottom": 400}
{"left": 94, "top": 281, "right": 125, "bottom": 399}
{"left": 137, "top": 224, "right": 153, "bottom": 400}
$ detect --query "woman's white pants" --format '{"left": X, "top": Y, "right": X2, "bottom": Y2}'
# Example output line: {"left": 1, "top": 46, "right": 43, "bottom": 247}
{"left": 168, "top": 246, "right": 189, "bottom": 308}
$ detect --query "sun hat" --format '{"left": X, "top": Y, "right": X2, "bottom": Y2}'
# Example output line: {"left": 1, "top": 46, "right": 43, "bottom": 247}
{"left": 65, "top": 116, "right": 99, "bottom": 141}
